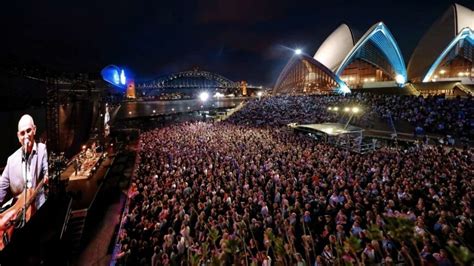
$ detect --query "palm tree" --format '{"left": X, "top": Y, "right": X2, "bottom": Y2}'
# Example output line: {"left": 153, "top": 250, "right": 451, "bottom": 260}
{"left": 384, "top": 217, "right": 418, "bottom": 266}
{"left": 224, "top": 238, "right": 242, "bottom": 265}
{"left": 208, "top": 227, "right": 220, "bottom": 250}
{"left": 344, "top": 236, "right": 362, "bottom": 265}
{"left": 446, "top": 245, "right": 474, "bottom": 265}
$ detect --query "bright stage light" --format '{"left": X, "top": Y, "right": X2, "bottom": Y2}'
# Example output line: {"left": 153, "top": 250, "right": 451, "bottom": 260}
{"left": 199, "top": 92, "right": 209, "bottom": 102}
{"left": 352, "top": 107, "right": 360, "bottom": 113}
{"left": 395, "top": 74, "right": 405, "bottom": 84}
{"left": 294, "top": 49, "right": 302, "bottom": 55}
{"left": 344, "top": 107, "right": 350, "bottom": 112}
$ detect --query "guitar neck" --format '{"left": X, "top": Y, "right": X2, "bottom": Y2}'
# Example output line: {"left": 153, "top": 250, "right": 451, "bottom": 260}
{"left": 22, "top": 179, "right": 46, "bottom": 211}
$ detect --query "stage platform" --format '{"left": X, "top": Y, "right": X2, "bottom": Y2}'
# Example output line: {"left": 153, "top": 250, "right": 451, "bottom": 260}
{"left": 288, "top": 122, "right": 364, "bottom": 136}
{"left": 67, "top": 153, "right": 103, "bottom": 181}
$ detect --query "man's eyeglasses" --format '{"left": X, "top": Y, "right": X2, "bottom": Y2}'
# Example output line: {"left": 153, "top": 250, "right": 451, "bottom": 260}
{"left": 18, "top": 128, "right": 33, "bottom": 136}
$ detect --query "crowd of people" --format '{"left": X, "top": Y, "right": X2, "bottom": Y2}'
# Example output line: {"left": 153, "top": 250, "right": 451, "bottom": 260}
{"left": 227, "top": 94, "right": 473, "bottom": 142}
{"left": 115, "top": 118, "right": 472, "bottom": 265}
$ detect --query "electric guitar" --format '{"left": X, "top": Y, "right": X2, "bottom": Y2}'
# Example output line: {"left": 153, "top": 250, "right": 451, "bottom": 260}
{"left": 0, "top": 178, "right": 46, "bottom": 250}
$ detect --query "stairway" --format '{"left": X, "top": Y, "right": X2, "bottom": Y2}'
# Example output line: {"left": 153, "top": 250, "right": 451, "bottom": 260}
{"left": 405, "top": 83, "right": 421, "bottom": 96}
{"left": 62, "top": 208, "right": 88, "bottom": 254}
{"left": 454, "top": 82, "right": 474, "bottom": 96}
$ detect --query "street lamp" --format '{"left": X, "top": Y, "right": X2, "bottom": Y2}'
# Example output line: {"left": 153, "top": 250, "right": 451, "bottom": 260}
{"left": 199, "top": 92, "right": 209, "bottom": 121}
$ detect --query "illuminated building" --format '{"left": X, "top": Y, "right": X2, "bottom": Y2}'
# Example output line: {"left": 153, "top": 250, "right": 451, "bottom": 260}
{"left": 408, "top": 4, "right": 473, "bottom": 83}
{"left": 314, "top": 22, "right": 407, "bottom": 89}
{"left": 274, "top": 52, "right": 350, "bottom": 94}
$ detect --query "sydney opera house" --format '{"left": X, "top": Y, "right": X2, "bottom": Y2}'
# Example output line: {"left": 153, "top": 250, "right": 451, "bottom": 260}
{"left": 274, "top": 3, "right": 473, "bottom": 96}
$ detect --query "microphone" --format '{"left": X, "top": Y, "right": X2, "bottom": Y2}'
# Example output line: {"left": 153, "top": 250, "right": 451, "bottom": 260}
{"left": 23, "top": 138, "right": 30, "bottom": 161}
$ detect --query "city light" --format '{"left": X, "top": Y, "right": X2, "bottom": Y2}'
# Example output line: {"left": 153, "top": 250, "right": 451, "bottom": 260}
{"left": 199, "top": 91, "right": 209, "bottom": 102}
{"left": 120, "top": 69, "right": 126, "bottom": 85}
{"left": 294, "top": 49, "right": 302, "bottom": 55}
{"left": 113, "top": 71, "right": 120, "bottom": 85}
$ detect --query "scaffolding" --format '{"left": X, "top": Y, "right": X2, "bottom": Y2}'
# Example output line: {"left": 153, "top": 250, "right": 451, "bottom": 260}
{"left": 46, "top": 78, "right": 60, "bottom": 153}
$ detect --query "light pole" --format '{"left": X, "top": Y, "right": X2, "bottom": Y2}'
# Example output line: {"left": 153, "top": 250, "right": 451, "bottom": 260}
{"left": 199, "top": 91, "right": 209, "bottom": 121}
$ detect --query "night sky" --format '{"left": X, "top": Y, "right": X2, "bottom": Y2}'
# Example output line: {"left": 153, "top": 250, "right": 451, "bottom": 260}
{"left": 1, "top": 0, "right": 472, "bottom": 86}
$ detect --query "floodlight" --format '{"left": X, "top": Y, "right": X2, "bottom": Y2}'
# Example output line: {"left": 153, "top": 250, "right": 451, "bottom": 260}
{"left": 199, "top": 91, "right": 209, "bottom": 102}
{"left": 395, "top": 74, "right": 406, "bottom": 84}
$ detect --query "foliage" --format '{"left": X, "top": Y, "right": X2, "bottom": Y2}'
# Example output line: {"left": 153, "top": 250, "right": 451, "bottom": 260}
{"left": 447, "top": 245, "right": 474, "bottom": 265}
{"left": 384, "top": 216, "right": 415, "bottom": 243}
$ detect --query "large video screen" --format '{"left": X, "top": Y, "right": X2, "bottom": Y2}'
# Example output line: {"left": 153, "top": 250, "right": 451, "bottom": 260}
{"left": 0, "top": 110, "right": 49, "bottom": 250}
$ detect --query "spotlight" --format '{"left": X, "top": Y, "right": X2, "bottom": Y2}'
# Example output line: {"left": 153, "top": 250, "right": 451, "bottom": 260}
{"left": 199, "top": 92, "right": 209, "bottom": 102}
{"left": 395, "top": 74, "right": 406, "bottom": 84}
{"left": 294, "top": 49, "right": 302, "bottom": 55}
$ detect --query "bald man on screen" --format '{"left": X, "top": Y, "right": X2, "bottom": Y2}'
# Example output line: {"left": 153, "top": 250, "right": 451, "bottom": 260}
{"left": 0, "top": 114, "right": 48, "bottom": 211}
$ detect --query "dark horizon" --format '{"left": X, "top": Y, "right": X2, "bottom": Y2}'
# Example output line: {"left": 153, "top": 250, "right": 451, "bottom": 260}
{"left": 1, "top": 0, "right": 472, "bottom": 86}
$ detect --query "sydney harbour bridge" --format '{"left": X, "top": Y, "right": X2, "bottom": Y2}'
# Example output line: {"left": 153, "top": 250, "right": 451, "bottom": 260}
{"left": 137, "top": 69, "right": 238, "bottom": 90}
{"left": 134, "top": 69, "right": 265, "bottom": 97}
